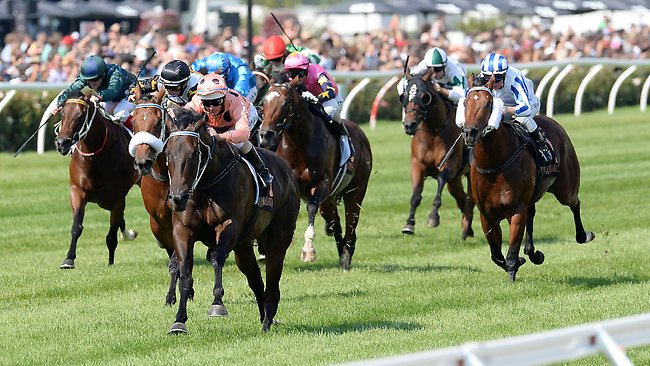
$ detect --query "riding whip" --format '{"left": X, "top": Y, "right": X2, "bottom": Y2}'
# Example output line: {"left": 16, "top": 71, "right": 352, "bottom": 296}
{"left": 436, "top": 132, "right": 463, "bottom": 171}
{"left": 136, "top": 50, "right": 157, "bottom": 79}
{"left": 271, "top": 13, "right": 298, "bottom": 51}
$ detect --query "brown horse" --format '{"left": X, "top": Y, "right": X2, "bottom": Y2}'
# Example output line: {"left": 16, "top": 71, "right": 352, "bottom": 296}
{"left": 129, "top": 84, "right": 217, "bottom": 305}
{"left": 462, "top": 75, "right": 595, "bottom": 281}
{"left": 164, "top": 108, "right": 300, "bottom": 334}
{"left": 399, "top": 68, "right": 474, "bottom": 239}
{"left": 259, "top": 73, "right": 373, "bottom": 270}
{"left": 53, "top": 91, "right": 139, "bottom": 269}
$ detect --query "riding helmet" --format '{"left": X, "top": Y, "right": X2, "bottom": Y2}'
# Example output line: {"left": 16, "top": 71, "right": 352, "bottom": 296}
{"left": 160, "top": 60, "right": 191, "bottom": 86}
{"left": 197, "top": 73, "right": 228, "bottom": 100}
{"left": 480, "top": 53, "right": 508, "bottom": 75}
{"left": 284, "top": 52, "right": 309, "bottom": 70}
{"left": 205, "top": 53, "right": 231, "bottom": 75}
{"left": 263, "top": 35, "right": 287, "bottom": 61}
{"left": 80, "top": 55, "right": 106, "bottom": 80}
{"left": 424, "top": 47, "right": 447, "bottom": 68}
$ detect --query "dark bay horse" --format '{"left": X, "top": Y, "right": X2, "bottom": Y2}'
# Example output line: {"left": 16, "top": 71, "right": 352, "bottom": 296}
{"left": 462, "top": 75, "right": 595, "bottom": 281}
{"left": 129, "top": 84, "right": 218, "bottom": 305}
{"left": 259, "top": 74, "right": 373, "bottom": 270}
{"left": 399, "top": 68, "right": 474, "bottom": 239}
{"left": 54, "top": 91, "right": 139, "bottom": 269}
{"left": 164, "top": 108, "right": 300, "bottom": 334}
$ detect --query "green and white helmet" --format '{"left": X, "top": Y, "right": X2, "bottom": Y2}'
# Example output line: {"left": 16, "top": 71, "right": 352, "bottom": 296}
{"left": 424, "top": 47, "right": 447, "bottom": 68}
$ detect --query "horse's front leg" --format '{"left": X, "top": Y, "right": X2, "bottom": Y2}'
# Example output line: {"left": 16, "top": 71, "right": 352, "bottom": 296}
{"left": 506, "top": 210, "right": 528, "bottom": 282}
{"left": 169, "top": 225, "right": 195, "bottom": 335}
{"left": 480, "top": 215, "right": 506, "bottom": 272}
{"left": 208, "top": 221, "right": 238, "bottom": 317}
{"left": 61, "top": 187, "right": 87, "bottom": 269}
{"left": 302, "top": 191, "right": 324, "bottom": 262}
{"left": 428, "top": 169, "right": 450, "bottom": 228}
{"left": 402, "top": 161, "right": 426, "bottom": 234}
{"left": 524, "top": 204, "right": 544, "bottom": 265}
{"left": 570, "top": 199, "right": 596, "bottom": 244}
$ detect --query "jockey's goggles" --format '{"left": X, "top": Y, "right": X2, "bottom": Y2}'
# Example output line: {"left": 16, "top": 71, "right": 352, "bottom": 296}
{"left": 202, "top": 97, "right": 225, "bottom": 108}
{"left": 433, "top": 66, "right": 444, "bottom": 72}
{"left": 287, "top": 69, "right": 306, "bottom": 78}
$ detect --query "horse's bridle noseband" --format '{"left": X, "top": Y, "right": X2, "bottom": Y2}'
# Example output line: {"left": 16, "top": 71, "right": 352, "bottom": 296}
{"left": 266, "top": 83, "right": 296, "bottom": 133}
{"left": 462, "top": 86, "right": 496, "bottom": 145}
{"left": 401, "top": 80, "right": 443, "bottom": 133}
{"left": 54, "top": 98, "right": 98, "bottom": 145}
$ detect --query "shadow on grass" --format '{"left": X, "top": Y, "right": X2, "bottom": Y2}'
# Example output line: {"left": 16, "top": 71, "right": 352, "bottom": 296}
{"left": 566, "top": 275, "right": 646, "bottom": 289}
{"left": 292, "top": 320, "right": 422, "bottom": 335}
{"left": 286, "top": 262, "right": 482, "bottom": 274}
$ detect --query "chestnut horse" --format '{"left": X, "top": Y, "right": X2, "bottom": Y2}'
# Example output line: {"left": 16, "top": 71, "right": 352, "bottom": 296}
{"left": 129, "top": 84, "right": 218, "bottom": 305}
{"left": 399, "top": 68, "right": 474, "bottom": 239}
{"left": 462, "top": 75, "right": 595, "bottom": 281}
{"left": 259, "top": 74, "right": 373, "bottom": 270}
{"left": 165, "top": 108, "right": 300, "bottom": 334}
{"left": 54, "top": 91, "right": 139, "bottom": 269}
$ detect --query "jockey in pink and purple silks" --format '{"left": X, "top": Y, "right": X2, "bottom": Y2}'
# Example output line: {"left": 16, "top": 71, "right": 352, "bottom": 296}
{"left": 283, "top": 52, "right": 348, "bottom": 137}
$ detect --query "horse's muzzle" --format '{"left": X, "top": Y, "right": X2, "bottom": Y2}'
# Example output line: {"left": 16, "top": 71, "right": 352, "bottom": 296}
{"left": 403, "top": 121, "right": 417, "bottom": 136}
{"left": 54, "top": 138, "right": 72, "bottom": 155}
{"left": 462, "top": 127, "right": 479, "bottom": 147}
{"left": 170, "top": 192, "right": 190, "bottom": 212}
{"left": 259, "top": 130, "right": 278, "bottom": 150}
{"left": 135, "top": 159, "right": 153, "bottom": 176}
{"left": 133, "top": 145, "right": 156, "bottom": 176}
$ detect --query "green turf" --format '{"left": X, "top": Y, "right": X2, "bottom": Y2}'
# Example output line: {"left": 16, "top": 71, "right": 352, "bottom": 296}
{"left": 1, "top": 107, "right": 649, "bottom": 365}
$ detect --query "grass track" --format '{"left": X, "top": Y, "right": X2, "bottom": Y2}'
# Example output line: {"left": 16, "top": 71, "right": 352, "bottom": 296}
{"left": 1, "top": 107, "right": 649, "bottom": 365}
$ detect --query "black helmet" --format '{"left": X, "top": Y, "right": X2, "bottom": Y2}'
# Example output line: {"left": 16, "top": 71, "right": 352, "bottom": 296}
{"left": 160, "top": 60, "right": 190, "bottom": 86}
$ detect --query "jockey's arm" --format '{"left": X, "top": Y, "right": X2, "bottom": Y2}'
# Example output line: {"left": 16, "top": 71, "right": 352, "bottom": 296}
{"left": 56, "top": 77, "right": 86, "bottom": 108}
{"left": 219, "top": 93, "right": 250, "bottom": 143}
{"left": 316, "top": 74, "right": 336, "bottom": 103}
{"left": 98, "top": 70, "right": 127, "bottom": 102}
{"left": 233, "top": 64, "right": 252, "bottom": 97}
{"left": 510, "top": 82, "right": 532, "bottom": 117}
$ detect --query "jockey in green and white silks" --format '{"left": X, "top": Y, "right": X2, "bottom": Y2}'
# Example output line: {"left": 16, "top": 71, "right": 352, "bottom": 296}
{"left": 397, "top": 47, "right": 468, "bottom": 105}
{"left": 54, "top": 55, "right": 136, "bottom": 122}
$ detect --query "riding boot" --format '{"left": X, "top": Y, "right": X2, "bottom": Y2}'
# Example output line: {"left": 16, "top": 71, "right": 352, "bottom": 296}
{"left": 243, "top": 148, "right": 274, "bottom": 189}
{"left": 328, "top": 114, "right": 349, "bottom": 137}
{"left": 530, "top": 127, "right": 553, "bottom": 165}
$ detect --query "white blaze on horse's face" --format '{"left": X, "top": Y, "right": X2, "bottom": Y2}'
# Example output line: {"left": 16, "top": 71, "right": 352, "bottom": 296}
{"left": 264, "top": 91, "right": 281, "bottom": 104}
{"left": 408, "top": 83, "right": 418, "bottom": 102}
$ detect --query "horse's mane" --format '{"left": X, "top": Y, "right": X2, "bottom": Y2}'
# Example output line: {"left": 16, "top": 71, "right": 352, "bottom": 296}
{"left": 67, "top": 90, "right": 85, "bottom": 100}
{"left": 172, "top": 107, "right": 203, "bottom": 130}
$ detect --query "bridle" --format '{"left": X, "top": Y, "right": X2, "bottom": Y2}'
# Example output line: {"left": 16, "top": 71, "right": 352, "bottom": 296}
{"left": 401, "top": 78, "right": 444, "bottom": 133}
{"left": 266, "top": 83, "right": 296, "bottom": 133}
{"left": 165, "top": 131, "right": 214, "bottom": 196}
{"left": 54, "top": 98, "right": 98, "bottom": 146}
{"left": 462, "top": 86, "right": 496, "bottom": 145}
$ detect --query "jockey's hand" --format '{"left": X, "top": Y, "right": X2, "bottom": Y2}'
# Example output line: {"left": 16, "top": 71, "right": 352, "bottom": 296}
{"left": 89, "top": 95, "right": 101, "bottom": 104}
{"left": 433, "top": 83, "right": 442, "bottom": 93}
{"left": 206, "top": 126, "right": 218, "bottom": 138}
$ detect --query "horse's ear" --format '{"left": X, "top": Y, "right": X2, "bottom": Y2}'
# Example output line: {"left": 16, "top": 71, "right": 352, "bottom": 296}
{"left": 405, "top": 66, "right": 412, "bottom": 80}
{"left": 487, "top": 75, "right": 495, "bottom": 90}
{"left": 133, "top": 81, "right": 142, "bottom": 102}
{"left": 423, "top": 67, "right": 434, "bottom": 81}
{"left": 468, "top": 73, "right": 475, "bottom": 88}
{"left": 289, "top": 75, "right": 302, "bottom": 88}
{"left": 194, "top": 114, "right": 206, "bottom": 132}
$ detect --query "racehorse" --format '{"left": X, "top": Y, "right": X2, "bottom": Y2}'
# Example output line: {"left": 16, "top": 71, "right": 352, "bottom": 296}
{"left": 461, "top": 74, "right": 595, "bottom": 281}
{"left": 53, "top": 91, "right": 139, "bottom": 269}
{"left": 164, "top": 107, "right": 300, "bottom": 334}
{"left": 259, "top": 73, "right": 373, "bottom": 270}
{"left": 399, "top": 68, "right": 474, "bottom": 239}
{"left": 129, "top": 83, "right": 218, "bottom": 305}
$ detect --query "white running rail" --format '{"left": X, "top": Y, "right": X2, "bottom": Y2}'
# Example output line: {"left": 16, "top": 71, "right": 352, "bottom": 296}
{"left": 341, "top": 312, "right": 650, "bottom": 366}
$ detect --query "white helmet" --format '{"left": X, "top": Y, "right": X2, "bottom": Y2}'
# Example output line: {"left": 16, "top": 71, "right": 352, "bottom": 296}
{"left": 424, "top": 47, "right": 448, "bottom": 68}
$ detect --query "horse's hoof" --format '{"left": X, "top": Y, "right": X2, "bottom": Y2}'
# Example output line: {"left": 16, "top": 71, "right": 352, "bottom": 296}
{"left": 60, "top": 259, "right": 75, "bottom": 269}
{"left": 301, "top": 248, "right": 317, "bottom": 262}
{"left": 208, "top": 304, "right": 228, "bottom": 317}
{"left": 257, "top": 254, "right": 266, "bottom": 263}
{"left": 426, "top": 214, "right": 440, "bottom": 228}
{"left": 529, "top": 251, "right": 545, "bottom": 265}
{"left": 165, "top": 295, "right": 176, "bottom": 306}
{"left": 402, "top": 224, "right": 415, "bottom": 235}
{"left": 121, "top": 229, "right": 138, "bottom": 241}
{"left": 508, "top": 270, "right": 518, "bottom": 282}
{"left": 339, "top": 253, "right": 351, "bottom": 271}
{"left": 518, "top": 257, "right": 527, "bottom": 266}
{"left": 168, "top": 322, "right": 188, "bottom": 335}
{"left": 577, "top": 231, "right": 596, "bottom": 244}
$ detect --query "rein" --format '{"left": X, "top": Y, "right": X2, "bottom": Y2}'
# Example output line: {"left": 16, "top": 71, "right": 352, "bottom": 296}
{"left": 55, "top": 98, "right": 107, "bottom": 156}
{"left": 404, "top": 81, "right": 448, "bottom": 134}
{"left": 132, "top": 101, "right": 171, "bottom": 182}
{"left": 166, "top": 131, "right": 214, "bottom": 195}
{"left": 269, "top": 83, "right": 296, "bottom": 132}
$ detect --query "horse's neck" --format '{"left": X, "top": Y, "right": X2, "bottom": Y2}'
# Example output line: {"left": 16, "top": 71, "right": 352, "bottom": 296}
{"left": 424, "top": 98, "right": 452, "bottom": 132}
{"left": 286, "top": 100, "right": 318, "bottom": 149}
{"left": 474, "top": 126, "right": 516, "bottom": 164}
{"left": 79, "top": 109, "right": 110, "bottom": 151}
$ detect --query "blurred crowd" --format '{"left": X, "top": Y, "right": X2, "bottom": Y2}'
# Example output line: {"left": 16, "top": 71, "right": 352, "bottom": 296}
{"left": 1, "top": 14, "right": 649, "bottom": 83}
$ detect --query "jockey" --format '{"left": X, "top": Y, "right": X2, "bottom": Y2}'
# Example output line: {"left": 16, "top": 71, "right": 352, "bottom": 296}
{"left": 53, "top": 55, "right": 136, "bottom": 122}
{"left": 191, "top": 52, "right": 258, "bottom": 103}
{"left": 185, "top": 73, "right": 272, "bottom": 188}
{"left": 283, "top": 51, "right": 347, "bottom": 138}
{"left": 478, "top": 52, "right": 553, "bottom": 165}
{"left": 253, "top": 35, "right": 321, "bottom": 78}
{"left": 397, "top": 47, "right": 468, "bottom": 105}
{"left": 158, "top": 59, "right": 202, "bottom": 107}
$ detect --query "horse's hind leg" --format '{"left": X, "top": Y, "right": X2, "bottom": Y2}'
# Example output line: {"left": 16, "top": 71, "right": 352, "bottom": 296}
{"left": 506, "top": 210, "right": 528, "bottom": 282}
{"left": 338, "top": 182, "right": 369, "bottom": 271}
{"left": 61, "top": 188, "right": 86, "bottom": 269}
{"left": 402, "top": 163, "right": 426, "bottom": 234}
{"left": 106, "top": 199, "right": 127, "bottom": 265}
{"left": 447, "top": 175, "right": 474, "bottom": 240}
{"left": 524, "top": 204, "right": 544, "bottom": 265}
{"left": 428, "top": 170, "right": 450, "bottom": 228}
{"left": 571, "top": 199, "right": 595, "bottom": 244}
{"left": 233, "top": 242, "right": 265, "bottom": 324}
{"left": 320, "top": 200, "right": 343, "bottom": 253}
